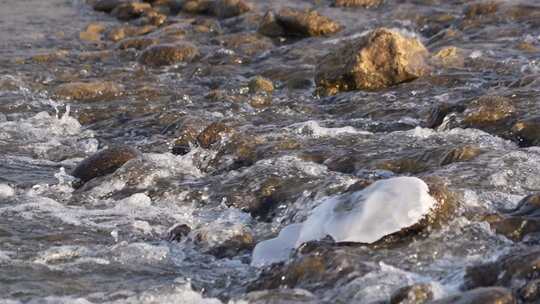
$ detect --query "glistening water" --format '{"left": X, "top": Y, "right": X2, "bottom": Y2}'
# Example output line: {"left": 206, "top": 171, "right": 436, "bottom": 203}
{"left": 1, "top": 0, "right": 540, "bottom": 303}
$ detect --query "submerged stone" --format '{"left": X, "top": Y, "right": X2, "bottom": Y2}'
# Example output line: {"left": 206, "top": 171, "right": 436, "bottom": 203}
{"left": 390, "top": 283, "right": 434, "bottom": 304}
{"left": 333, "top": 0, "right": 383, "bottom": 8}
{"left": 138, "top": 43, "right": 199, "bottom": 66}
{"left": 111, "top": 2, "right": 153, "bottom": 21}
{"left": 258, "top": 8, "right": 341, "bottom": 38}
{"left": 53, "top": 81, "right": 123, "bottom": 102}
{"left": 251, "top": 177, "right": 453, "bottom": 266}
{"left": 211, "top": 0, "right": 252, "bottom": 19}
{"left": 488, "top": 194, "right": 540, "bottom": 241}
{"left": 431, "top": 287, "right": 515, "bottom": 304}
{"left": 315, "top": 28, "right": 429, "bottom": 95}
{"left": 71, "top": 146, "right": 141, "bottom": 184}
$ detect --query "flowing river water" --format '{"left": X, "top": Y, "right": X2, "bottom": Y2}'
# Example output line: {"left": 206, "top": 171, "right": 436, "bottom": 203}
{"left": 1, "top": 0, "right": 540, "bottom": 303}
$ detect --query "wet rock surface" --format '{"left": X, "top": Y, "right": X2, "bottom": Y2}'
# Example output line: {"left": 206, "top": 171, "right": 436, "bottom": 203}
{"left": 71, "top": 145, "right": 141, "bottom": 183}
{"left": 4, "top": 0, "right": 540, "bottom": 303}
{"left": 315, "top": 28, "right": 429, "bottom": 95}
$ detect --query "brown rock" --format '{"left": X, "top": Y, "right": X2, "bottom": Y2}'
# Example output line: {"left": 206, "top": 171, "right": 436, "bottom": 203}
{"left": 463, "top": 96, "right": 514, "bottom": 127}
{"left": 512, "top": 117, "right": 540, "bottom": 147}
{"left": 71, "top": 146, "right": 141, "bottom": 183}
{"left": 111, "top": 2, "right": 153, "bottom": 21}
{"left": 53, "top": 81, "right": 123, "bottom": 102}
{"left": 107, "top": 25, "right": 156, "bottom": 42}
{"left": 182, "top": 0, "right": 212, "bottom": 14}
{"left": 315, "top": 28, "right": 429, "bottom": 95}
{"left": 440, "top": 146, "right": 481, "bottom": 166}
{"left": 487, "top": 194, "right": 540, "bottom": 241}
{"left": 138, "top": 43, "right": 199, "bottom": 66}
{"left": 211, "top": 0, "right": 252, "bottom": 19}
{"left": 390, "top": 283, "right": 434, "bottom": 304}
{"left": 432, "top": 46, "right": 465, "bottom": 68}
{"left": 79, "top": 23, "right": 106, "bottom": 42}
{"left": 197, "top": 122, "right": 233, "bottom": 149}
{"left": 464, "top": 1, "right": 500, "bottom": 19}
{"left": 431, "top": 287, "right": 515, "bottom": 304}
{"left": 259, "top": 8, "right": 341, "bottom": 38}
{"left": 333, "top": 0, "right": 383, "bottom": 8}
{"left": 93, "top": 0, "right": 126, "bottom": 13}
{"left": 249, "top": 76, "right": 274, "bottom": 94}
{"left": 117, "top": 37, "right": 157, "bottom": 50}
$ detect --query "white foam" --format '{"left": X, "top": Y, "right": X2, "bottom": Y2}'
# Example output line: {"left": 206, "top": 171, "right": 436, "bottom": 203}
{"left": 251, "top": 177, "right": 437, "bottom": 267}
{"left": 290, "top": 120, "right": 371, "bottom": 138}
{"left": 0, "top": 184, "right": 15, "bottom": 199}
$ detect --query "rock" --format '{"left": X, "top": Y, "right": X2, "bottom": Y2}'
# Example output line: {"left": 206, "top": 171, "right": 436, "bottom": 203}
{"left": 117, "top": 37, "right": 157, "bottom": 50}
{"left": 430, "top": 287, "right": 515, "bottom": 304}
{"left": 211, "top": 0, "right": 252, "bottom": 19}
{"left": 251, "top": 177, "right": 457, "bottom": 266}
{"left": 53, "top": 81, "right": 123, "bottom": 102}
{"left": 440, "top": 146, "right": 481, "bottom": 166}
{"left": 425, "top": 102, "right": 466, "bottom": 129}
{"left": 487, "top": 194, "right": 540, "bottom": 241}
{"left": 464, "top": 247, "right": 540, "bottom": 298}
{"left": 194, "top": 225, "right": 254, "bottom": 258}
{"left": 79, "top": 23, "right": 106, "bottom": 42}
{"left": 167, "top": 224, "right": 191, "bottom": 242}
{"left": 71, "top": 146, "right": 140, "bottom": 184}
{"left": 93, "top": 0, "right": 126, "bottom": 13}
{"left": 107, "top": 25, "right": 156, "bottom": 42}
{"left": 196, "top": 122, "right": 233, "bottom": 149}
{"left": 463, "top": 96, "right": 515, "bottom": 127}
{"left": 376, "top": 158, "right": 428, "bottom": 174}
{"left": 111, "top": 2, "right": 153, "bottom": 21}
{"left": 333, "top": 0, "right": 383, "bottom": 8}
{"left": 315, "top": 28, "right": 429, "bottom": 96}
{"left": 464, "top": 1, "right": 500, "bottom": 19}
{"left": 138, "top": 43, "right": 199, "bottom": 66}
{"left": 512, "top": 117, "right": 540, "bottom": 147}
{"left": 249, "top": 76, "right": 274, "bottom": 94}
{"left": 134, "top": 10, "right": 167, "bottom": 26}
{"left": 258, "top": 8, "right": 341, "bottom": 38}
{"left": 390, "top": 283, "right": 434, "bottom": 304}
{"left": 181, "top": 0, "right": 212, "bottom": 14}
{"left": 218, "top": 33, "right": 274, "bottom": 57}
{"left": 432, "top": 46, "right": 465, "bottom": 68}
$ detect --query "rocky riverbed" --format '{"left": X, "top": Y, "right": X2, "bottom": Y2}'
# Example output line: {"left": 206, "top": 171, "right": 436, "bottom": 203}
{"left": 1, "top": 0, "right": 540, "bottom": 303}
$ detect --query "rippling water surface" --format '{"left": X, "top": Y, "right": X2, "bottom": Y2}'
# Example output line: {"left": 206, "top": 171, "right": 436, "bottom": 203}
{"left": 2, "top": 0, "right": 540, "bottom": 303}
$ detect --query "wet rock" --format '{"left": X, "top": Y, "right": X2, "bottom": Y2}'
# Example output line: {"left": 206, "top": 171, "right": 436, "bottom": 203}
{"left": 390, "top": 283, "right": 434, "bottom": 304}
{"left": 258, "top": 8, "right": 341, "bottom": 38}
{"left": 431, "top": 287, "right": 515, "bottom": 304}
{"left": 249, "top": 247, "right": 366, "bottom": 291}
{"left": 107, "top": 25, "right": 156, "bottom": 42}
{"left": 376, "top": 158, "right": 428, "bottom": 174}
{"left": 196, "top": 122, "right": 233, "bottom": 149}
{"left": 464, "top": 1, "right": 500, "bottom": 19}
{"left": 463, "top": 96, "right": 514, "bottom": 128}
{"left": 111, "top": 2, "right": 153, "bottom": 21}
{"left": 138, "top": 43, "right": 199, "bottom": 66}
{"left": 211, "top": 0, "right": 252, "bottom": 19}
{"left": 432, "top": 46, "right": 465, "bottom": 68}
{"left": 217, "top": 33, "right": 274, "bottom": 57}
{"left": 71, "top": 146, "right": 141, "bottom": 184}
{"left": 488, "top": 194, "right": 540, "bottom": 241}
{"left": 464, "top": 247, "right": 540, "bottom": 301}
{"left": 512, "top": 117, "right": 540, "bottom": 147}
{"left": 79, "top": 23, "right": 106, "bottom": 42}
{"left": 53, "top": 81, "right": 123, "bottom": 102}
{"left": 134, "top": 10, "right": 167, "bottom": 27}
{"left": 425, "top": 102, "right": 466, "bottom": 129}
{"left": 93, "top": 0, "right": 126, "bottom": 13}
{"left": 249, "top": 76, "right": 274, "bottom": 94}
{"left": 440, "top": 146, "right": 481, "bottom": 166}
{"left": 195, "top": 225, "right": 254, "bottom": 258}
{"left": 167, "top": 224, "right": 191, "bottom": 242}
{"left": 117, "top": 37, "right": 157, "bottom": 50}
{"left": 315, "top": 28, "right": 430, "bottom": 96}
{"left": 333, "top": 0, "right": 383, "bottom": 8}
{"left": 181, "top": 0, "right": 212, "bottom": 14}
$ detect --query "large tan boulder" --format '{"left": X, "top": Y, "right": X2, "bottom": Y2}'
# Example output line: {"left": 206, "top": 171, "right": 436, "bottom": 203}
{"left": 315, "top": 28, "right": 430, "bottom": 96}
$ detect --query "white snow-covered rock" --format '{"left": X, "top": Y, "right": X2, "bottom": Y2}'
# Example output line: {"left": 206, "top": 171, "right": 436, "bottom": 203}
{"left": 251, "top": 177, "right": 437, "bottom": 267}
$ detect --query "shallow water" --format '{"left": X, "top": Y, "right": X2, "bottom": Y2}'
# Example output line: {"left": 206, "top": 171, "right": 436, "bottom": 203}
{"left": 1, "top": 0, "right": 540, "bottom": 303}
